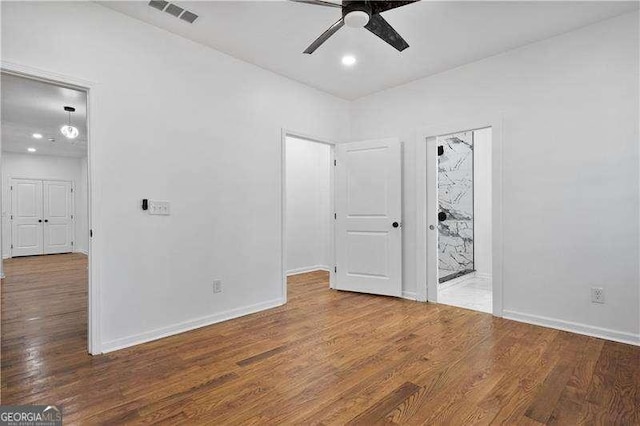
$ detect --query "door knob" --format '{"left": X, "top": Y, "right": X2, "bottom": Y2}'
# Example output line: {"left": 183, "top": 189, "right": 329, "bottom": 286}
{"left": 392, "top": 222, "right": 399, "bottom": 228}
{"left": 429, "top": 225, "right": 435, "bottom": 230}
{"left": 438, "top": 212, "right": 447, "bottom": 222}
{"left": 44, "top": 219, "right": 49, "bottom": 223}
{"left": 38, "top": 219, "right": 42, "bottom": 223}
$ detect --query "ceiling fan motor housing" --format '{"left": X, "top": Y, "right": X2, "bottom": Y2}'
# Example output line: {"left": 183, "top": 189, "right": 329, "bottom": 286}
{"left": 343, "top": 1, "right": 371, "bottom": 28}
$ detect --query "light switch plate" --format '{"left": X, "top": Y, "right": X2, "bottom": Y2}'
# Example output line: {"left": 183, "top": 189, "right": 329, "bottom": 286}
{"left": 148, "top": 200, "right": 170, "bottom": 215}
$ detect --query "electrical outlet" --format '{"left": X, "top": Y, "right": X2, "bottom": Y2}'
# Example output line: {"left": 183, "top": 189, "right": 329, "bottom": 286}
{"left": 591, "top": 287, "right": 605, "bottom": 304}
{"left": 213, "top": 279, "right": 222, "bottom": 294}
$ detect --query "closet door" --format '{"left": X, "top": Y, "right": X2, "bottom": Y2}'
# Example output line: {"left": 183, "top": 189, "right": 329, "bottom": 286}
{"left": 11, "top": 179, "right": 44, "bottom": 256}
{"left": 43, "top": 180, "right": 74, "bottom": 254}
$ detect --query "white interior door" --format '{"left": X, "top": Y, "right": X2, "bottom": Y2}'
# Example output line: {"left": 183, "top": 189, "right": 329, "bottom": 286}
{"left": 335, "top": 138, "right": 402, "bottom": 296}
{"left": 43, "top": 180, "right": 74, "bottom": 254}
{"left": 11, "top": 179, "right": 44, "bottom": 256}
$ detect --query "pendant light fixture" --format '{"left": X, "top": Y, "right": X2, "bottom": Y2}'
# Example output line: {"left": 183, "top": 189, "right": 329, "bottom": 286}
{"left": 60, "top": 106, "right": 79, "bottom": 139}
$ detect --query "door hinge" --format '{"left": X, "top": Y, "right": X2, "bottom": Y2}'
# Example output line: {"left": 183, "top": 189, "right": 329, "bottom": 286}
{"left": 71, "top": 215, "right": 74, "bottom": 219}
{"left": 334, "top": 266, "right": 337, "bottom": 273}
{"left": 10, "top": 244, "right": 13, "bottom": 249}
{"left": 71, "top": 188, "right": 73, "bottom": 193}
{"left": 90, "top": 229, "right": 93, "bottom": 238}
{"left": 334, "top": 159, "right": 337, "bottom": 166}
{"left": 71, "top": 241, "right": 74, "bottom": 246}
{"left": 438, "top": 145, "right": 444, "bottom": 156}
{"left": 10, "top": 215, "right": 13, "bottom": 220}
{"left": 334, "top": 213, "right": 337, "bottom": 220}
{"left": 10, "top": 186, "right": 12, "bottom": 191}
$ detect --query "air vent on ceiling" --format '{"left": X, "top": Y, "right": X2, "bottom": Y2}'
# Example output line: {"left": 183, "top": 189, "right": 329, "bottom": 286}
{"left": 148, "top": 0, "right": 168, "bottom": 11}
{"left": 180, "top": 10, "right": 198, "bottom": 24}
{"left": 165, "top": 3, "right": 183, "bottom": 17}
{"left": 148, "top": 1, "right": 199, "bottom": 24}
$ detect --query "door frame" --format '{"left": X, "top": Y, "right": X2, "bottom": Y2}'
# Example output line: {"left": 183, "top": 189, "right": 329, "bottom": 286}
{"left": 1, "top": 61, "right": 102, "bottom": 354}
{"left": 416, "top": 116, "right": 504, "bottom": 316}
{"left": 8, "top": 177, "right": 76, "bottom": 257}
{"left": 281, "top": 129, "right": 336, "bottom": 303}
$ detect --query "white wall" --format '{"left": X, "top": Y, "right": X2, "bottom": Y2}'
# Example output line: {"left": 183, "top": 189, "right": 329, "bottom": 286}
{"left": 3, "top": 2, "right": 638, "bottom": 349}
{"left": 77, "top": 159, "right": 89, "bottom": 254}
{"left": 1, "top": 2, "right": 349, "bottom": 351}
{"left": 473, "top": 128, "right": 492, "bottom": 277}
{"left": 2, "top": 153, "right": 89, "bottom": 256}
{"left": 350, "top": 12, "right": 639, "bottom": 341}
{"left": 286, "top": 136, "right": 331, "bottom": 274}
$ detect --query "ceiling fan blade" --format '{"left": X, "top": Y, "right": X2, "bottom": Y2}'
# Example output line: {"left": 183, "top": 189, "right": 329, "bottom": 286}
{"left": 370, "top": 1, "right": 419, "bottom": 14}
{"left": 304, "top": 18, "right": 345, "bottom": 54}
{"left": 364, "top": 14, "right": 409, "bottom": 52}
{"left": 290, "top": 0, "right": 342, "bottom": 8}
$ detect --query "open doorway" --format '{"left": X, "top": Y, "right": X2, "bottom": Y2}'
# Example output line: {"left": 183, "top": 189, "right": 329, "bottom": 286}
{"left": 429, "top": 127, "right": 492, "bottom": 313}
{"left": 1, "top": 72, "right": 90, "bottom": 355}
{"left": 283, "top": 134, "right": 403, "bottom": 301}
{"left": 282, "top": 133, "right": 335, "bottom": 300}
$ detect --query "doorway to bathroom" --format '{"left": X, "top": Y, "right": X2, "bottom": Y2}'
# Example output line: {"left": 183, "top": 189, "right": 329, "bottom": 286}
{"left": 428, "top": 127, "right": 492, "bottom": 313}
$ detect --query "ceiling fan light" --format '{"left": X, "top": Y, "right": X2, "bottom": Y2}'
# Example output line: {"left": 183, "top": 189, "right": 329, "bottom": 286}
{"left": 60, "top": 125, "right": 79, "bottom": 139}
{"left": 344, "top": 10, "right": 369, "bottom": 28}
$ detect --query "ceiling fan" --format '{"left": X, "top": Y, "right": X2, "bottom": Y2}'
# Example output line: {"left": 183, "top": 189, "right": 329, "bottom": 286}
{"left": 292, "top": 0, "right": 419, "bottom": 54}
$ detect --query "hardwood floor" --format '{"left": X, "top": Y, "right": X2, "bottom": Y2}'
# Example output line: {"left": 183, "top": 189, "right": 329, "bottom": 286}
{"left": 2, "top": 255, "right": 639, "bottom": 424}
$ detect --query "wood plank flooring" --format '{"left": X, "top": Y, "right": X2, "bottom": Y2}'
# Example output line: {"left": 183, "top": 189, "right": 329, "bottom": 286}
{"left": 2, "top": 254, "right": 639, "bottom": 424}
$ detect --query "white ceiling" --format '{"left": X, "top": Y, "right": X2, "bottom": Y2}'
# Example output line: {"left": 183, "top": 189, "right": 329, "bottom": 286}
{"left": 100, "top": 1, "right": 638, "bottom": 100}
{"left": 1, "top": 73, "right": 88, "bottom": 158}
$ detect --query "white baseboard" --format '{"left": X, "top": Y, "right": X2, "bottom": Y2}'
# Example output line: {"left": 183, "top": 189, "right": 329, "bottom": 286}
{"left": 286, "top": 265, "right": 331, "bottom": 276}
{"left": 503, "top": 309, "right": 640, "bottom": 346}
{"left": 75, "top": 249, "right": 89, "bottom": 255}
{"left": 402, "top": 291, "right": 417, "bottom": 301}
{"left": 101, "top": 297, "right": 285, "bottom": 353}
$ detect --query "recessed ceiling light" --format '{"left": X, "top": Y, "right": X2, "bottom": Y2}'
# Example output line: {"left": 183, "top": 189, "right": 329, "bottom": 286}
{"left": 27, "top": 147, "right": 37, "bottom": 153}
{"left": 32, "top": 133, "right": 43, "bottom": 139}
{"left": 342, "top": 55, "right": 356, "bottom": 67}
